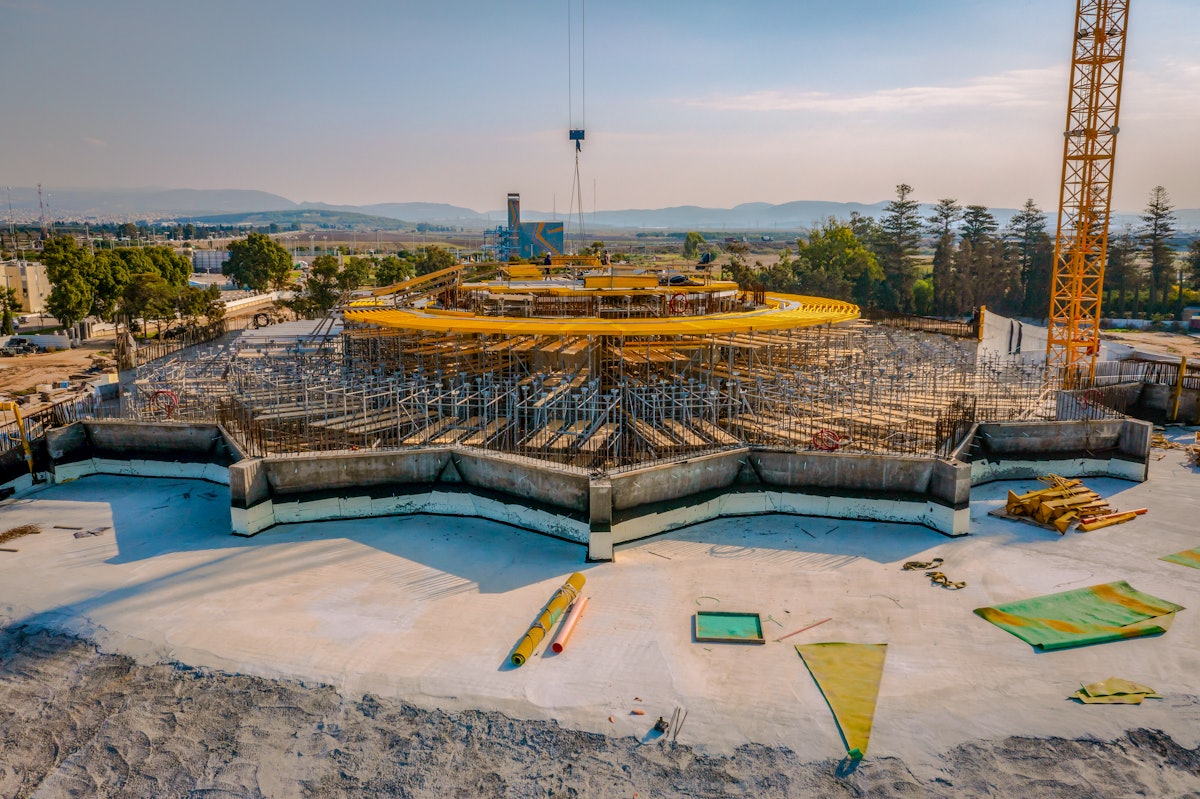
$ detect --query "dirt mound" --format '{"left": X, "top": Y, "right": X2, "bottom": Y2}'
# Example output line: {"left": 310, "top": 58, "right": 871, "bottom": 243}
{"left": 2, "top": 625, "right": 1197, "bottom": 798}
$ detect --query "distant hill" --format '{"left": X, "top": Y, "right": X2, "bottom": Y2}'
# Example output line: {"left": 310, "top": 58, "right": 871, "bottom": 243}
{"left": 6, "top": 185, "right": 1198, "bottom": 231}
{"left": 188, "top": 209, "right": 408, "bottom": 230}
{"left": 3, "top": 186, "right": 297, "bottom": 217}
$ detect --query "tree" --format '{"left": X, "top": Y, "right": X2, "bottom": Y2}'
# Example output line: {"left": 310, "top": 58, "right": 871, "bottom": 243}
{"left": 339, "top": 256, "right": 371, "bottom": 292}
{"left": 121, "top": 273, "right": 177, "bottom": 337}
{"left": 40, "top": 235, "right": 90, "bottom": 286}
{"left": 46, "top": 271, "right": 93, "bottom": 329}
{"left": 223, "top": 232, "right": 293, "bottom": 291}
{"left": 89, "top": 250, "right": 133, "bottom": 321}
{"left": 791, "top": 218, "right": 881, "bottom": 306}
{"left": 875, "top": 183, "right": 922, "bottom": 312}
{"left": 0, "top": 287, "right": 18, "bottom": 335}
{"left": 926, "top": 199, "right": 962, "bottom": 315}
{"left": 681, "top": 232, "right": 706, "bottom": 260}
{"left": 288, "top": 254, "right": 372, "bottom": 317}
{"left": 1006, "top": 199, "right": 1049, "bottom": 316}
{"left": 926, "top": 198, "right": 962, "bottom": 239}
{"left": 1139, "top": 186, "right": 1176, "bottom": 311}
{"left": 1105, "top": 230, "right": 1138, "bottom": 318}
{"left": 960, "top": 205, "right": 998, "bottom": 245}
{"left": 295, "top": 254, "right": 342, "bottom": 317}
{"left": 413, "top": 245, "right": 456, "bottom": 276}
{"left": 176, "top": 284, "right": 224, "bottom": 327}
{"left": 1188, "top": 239, "right": 1200, "bottom": 290}
{"left": 374, "top": 254, "right": 413, "bottom": 286}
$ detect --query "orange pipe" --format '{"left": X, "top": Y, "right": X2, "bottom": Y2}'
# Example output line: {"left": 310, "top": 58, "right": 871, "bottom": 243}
{"left": 1079, "top": 508, "right": 1147, "bottom": 524}
{"left": 1077, "top": 511, "right": 1139, "bottom": 532}
{"left": 550, "top": 596, "right": 589, "bottom": 653}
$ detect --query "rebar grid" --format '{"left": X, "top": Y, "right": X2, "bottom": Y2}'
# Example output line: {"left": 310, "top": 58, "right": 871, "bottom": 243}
{"left": 121, "top": 321, "right": 1086, "bottom": 466}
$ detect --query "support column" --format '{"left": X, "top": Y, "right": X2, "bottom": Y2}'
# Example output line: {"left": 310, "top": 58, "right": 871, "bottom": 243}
{"left": 588, "top": 477, "right": 613, "bottom": 562}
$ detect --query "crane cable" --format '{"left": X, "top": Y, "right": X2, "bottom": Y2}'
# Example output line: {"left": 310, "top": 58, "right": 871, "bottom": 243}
{"left": 567, "top": 0, "right": 587, "bottom": 253}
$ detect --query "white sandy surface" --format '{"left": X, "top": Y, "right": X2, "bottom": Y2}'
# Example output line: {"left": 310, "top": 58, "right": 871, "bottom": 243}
{"left": 1, "top": 432, "right": 1198, "bottom": 777}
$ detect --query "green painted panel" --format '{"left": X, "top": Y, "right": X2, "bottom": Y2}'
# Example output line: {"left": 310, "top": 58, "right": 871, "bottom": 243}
{"left": 695, "top": 611, "right": 765, "bottom": 643}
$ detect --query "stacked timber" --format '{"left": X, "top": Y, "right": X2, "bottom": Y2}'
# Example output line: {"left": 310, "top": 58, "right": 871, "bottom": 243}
{"left": 1005, "top": 475, "right": 1113, "bottom": 535}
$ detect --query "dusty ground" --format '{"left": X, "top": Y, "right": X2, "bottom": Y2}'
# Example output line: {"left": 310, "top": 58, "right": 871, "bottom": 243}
{"left": 1, "top": 432, "right": 1200, "bottom": 797}
{"left": 2, "top": 625, "right": 1198, "bottom": 799}
{"left": 0, "top": 336, "right": 117, "bottom": 396}
{"left": 1100, "top": 329, "right": 1200, "bottom": 361}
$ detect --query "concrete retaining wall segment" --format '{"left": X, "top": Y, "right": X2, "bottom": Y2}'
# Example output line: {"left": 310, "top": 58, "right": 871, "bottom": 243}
{"left": 975, "top": 419, "right": 1124, "bottom": 455}
{"left": 46, "top": 421, "right": 241, "bottom": 486}
{"left": 609, "top": 449, "right": 747, "bottom": 512}
{"left": 968, "top": 418, "right": 1152, "bottom": 485}
{"left": 749, "top": 450, "right": 935, "bottom": 495}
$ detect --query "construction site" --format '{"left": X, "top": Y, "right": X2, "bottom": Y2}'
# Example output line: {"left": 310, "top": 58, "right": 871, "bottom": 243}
{"left": 5, "top": 2, "right": 1200, "bottom": 797}
{"left": 124, "top": 267, "right": 1074, "bottom": 466}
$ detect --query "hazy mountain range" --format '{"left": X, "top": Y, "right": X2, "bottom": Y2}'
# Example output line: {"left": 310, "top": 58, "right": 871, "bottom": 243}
{"left": 4, "top": 186, "right": 1198, "bottom": 232}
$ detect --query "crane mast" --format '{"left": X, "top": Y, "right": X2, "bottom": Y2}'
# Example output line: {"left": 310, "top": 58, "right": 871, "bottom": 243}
{"left": 1045, "top": 0, "right": 1130, "bottom": 383}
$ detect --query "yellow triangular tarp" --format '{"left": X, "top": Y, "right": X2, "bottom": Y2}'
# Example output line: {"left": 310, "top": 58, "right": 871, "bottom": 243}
{"left": 796, "top": 642, "right": 887, "bottom": 759}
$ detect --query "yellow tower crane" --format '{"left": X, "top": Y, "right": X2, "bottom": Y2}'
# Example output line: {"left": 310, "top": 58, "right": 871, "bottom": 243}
{"left": 1045, "top": 0, "right": 1130, "bottom": 383}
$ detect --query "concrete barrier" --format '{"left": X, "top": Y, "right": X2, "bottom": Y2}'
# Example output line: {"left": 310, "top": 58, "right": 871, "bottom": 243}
{"left": 29, "top": 417, "right": 1155, "bottom": 562}
{"left": 229, "top": 447, "right": 591, "bottom": 541}
{"left": 963, "top": 418, "right": 1152, "bottom": 483}
{"left": 46, "top": 421, "right": 243, "bottom": 486}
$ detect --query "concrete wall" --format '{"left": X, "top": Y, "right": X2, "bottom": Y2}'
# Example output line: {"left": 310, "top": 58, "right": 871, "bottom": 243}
{"left": 609, "top": 449, "right": 746, "bottom": 512}
{"left": 46, "top": 421, "right": 243, "bottom": 486}
{"left": 1134, "top": 384, "right": 1200, "bottom": 424}
{"left": 28, "top": 417, "right": 1158, "bottom": 563}
{"left": 965, "top": 418, "right": 1152, "bottom": 484}
{"left": 749, "top": 450, "right": 935, "bottom": 495}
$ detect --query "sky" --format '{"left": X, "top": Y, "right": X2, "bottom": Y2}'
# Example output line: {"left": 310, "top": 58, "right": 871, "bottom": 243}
{"left": 1, "top": 0, "right": 1198, "bottom": 214}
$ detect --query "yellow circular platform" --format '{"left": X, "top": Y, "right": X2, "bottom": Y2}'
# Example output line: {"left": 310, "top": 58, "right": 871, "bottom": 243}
{"left": 345, "top": 293, "right": 859, "bottom": 336}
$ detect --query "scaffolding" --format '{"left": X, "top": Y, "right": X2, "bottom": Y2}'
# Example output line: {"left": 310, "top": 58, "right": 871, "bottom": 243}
{"left": 126, "top": 320, "right": 1069, "bottom": 466}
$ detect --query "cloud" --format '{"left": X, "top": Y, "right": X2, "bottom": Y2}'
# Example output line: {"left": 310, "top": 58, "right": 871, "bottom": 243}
{"left": 681, "top": 68, "right": 1062, "bottom": 115}
{"left": 1122, "top": 58, "right": 1200, "bottom": 120}
{"left": 83, "top": 137, "right": 108, "bottom": 148}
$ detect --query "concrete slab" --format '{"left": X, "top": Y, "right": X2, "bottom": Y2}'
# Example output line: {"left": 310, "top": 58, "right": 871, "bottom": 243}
{"left": 1, "top": 428, "right": 1198, "bottom": 773}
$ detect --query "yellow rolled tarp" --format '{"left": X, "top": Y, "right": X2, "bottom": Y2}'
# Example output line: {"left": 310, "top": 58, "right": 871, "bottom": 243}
{"left": 510, "top": 573, "right": 586, "bottom": 666}
{"left": 796, "top": 642, "right": 887, "bottom": 760}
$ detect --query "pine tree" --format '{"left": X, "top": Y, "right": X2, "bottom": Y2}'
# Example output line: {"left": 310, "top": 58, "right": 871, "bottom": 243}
{"left": 1007, "top": 199, "right": 1050, "bottom": 317}
{"left": 876, "top": 184, "right": 922, "bottom": 312}
{"left": 1139, "top": 186, "right": 1176, "bottom": 311}
{"left": 926, "top": 199, "right": 961, "bottom": 315}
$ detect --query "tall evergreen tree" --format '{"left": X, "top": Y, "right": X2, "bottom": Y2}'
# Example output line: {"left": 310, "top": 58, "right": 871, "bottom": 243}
{"left": 1139, "top": 185, "right": 1176, "bottom": 311}
{"left": 875, "top": 184, "right": 922, "bottom": 312}
{"left": 1187, "top": 238, "right": 1200, "bottom": 291}
{"left": 960, "top": 205, "right": 998, "bottom": 245}
{"left": 1007, "top": 199, "right": 1050, "bottom": 317}
{"left": 1105, "top": 230, "right": 1138, "bottom": 319}
{"left": 926, "top": 199, "right": 962, "bottom": 315}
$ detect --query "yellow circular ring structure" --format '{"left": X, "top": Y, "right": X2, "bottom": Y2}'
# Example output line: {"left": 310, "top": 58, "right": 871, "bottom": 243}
{"left": 345, "top": 293, "right": 859, "bottom": 336}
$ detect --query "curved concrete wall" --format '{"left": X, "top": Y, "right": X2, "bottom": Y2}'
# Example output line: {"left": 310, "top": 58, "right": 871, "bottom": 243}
{"left": 32, "top": 418, "right": 1154, "bottom": 563}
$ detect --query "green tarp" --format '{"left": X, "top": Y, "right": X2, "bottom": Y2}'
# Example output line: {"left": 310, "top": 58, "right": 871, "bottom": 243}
{"left": 1160, "top": 547, "right": 1200, "bottom": 570}
{"left": 974, "top": 580, "right": 1183, "bottom": 651}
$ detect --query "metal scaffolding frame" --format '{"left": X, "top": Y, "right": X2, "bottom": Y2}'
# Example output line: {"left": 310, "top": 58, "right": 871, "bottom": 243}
{"left": 124, "top": 320, "right": 1079, "bottom": 467}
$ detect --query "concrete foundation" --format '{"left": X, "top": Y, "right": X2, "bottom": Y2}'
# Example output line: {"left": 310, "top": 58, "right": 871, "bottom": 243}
{"left": 29, "top": 418, "right": 1155, "bottom": 562}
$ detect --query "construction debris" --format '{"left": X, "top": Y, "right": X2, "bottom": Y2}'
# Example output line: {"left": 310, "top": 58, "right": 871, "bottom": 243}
{"left": 1071, "top": 677, "right": 1161, "bottom": 705}
{"left": 926, "top": 571, "right": 967, "bottom": 590}
{"left": 0, "top": 524, "right": 41, "bottom": 546}
{"left": 999, "top": 474, "right": 1124, "bottom": 535}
